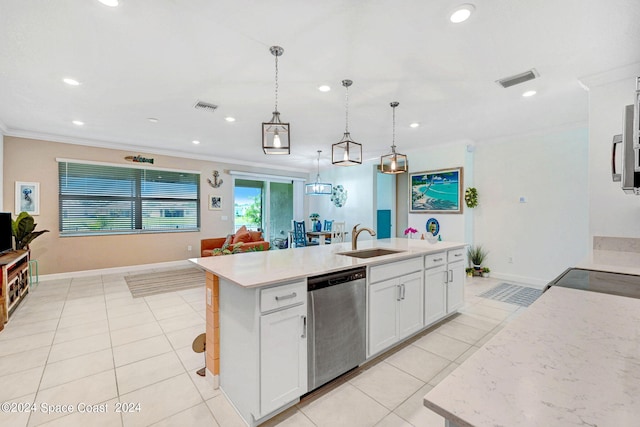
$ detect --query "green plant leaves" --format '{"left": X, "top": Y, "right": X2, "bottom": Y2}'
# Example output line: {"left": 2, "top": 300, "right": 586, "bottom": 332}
{"left": 11, "top": 211, "right": 49, "bottom": 250}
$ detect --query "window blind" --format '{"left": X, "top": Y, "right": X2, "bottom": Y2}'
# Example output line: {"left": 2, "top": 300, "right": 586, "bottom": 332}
{"left": 58, "top": 161, "right": 200, "bottom": 235}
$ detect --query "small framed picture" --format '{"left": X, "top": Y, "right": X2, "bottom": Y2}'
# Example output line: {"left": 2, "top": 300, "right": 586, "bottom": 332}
{"left": 208, "top": 195, "right": 222, "bottom": 211}
{"left": 15, "top": 181, "right": 40, "bottom": 215}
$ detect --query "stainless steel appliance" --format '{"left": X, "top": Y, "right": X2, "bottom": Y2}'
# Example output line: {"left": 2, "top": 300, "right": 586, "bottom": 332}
{"left": 611, "top": 77, "right": 640, "bottom": 194}
{"left": 545, "top": 268, "right": 640, "bottom": 299}
{"left": 307, "top": 267, "right": 366, "bottom": 391}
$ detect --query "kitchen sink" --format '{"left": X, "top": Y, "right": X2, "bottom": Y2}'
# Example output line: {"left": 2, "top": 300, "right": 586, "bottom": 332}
{"left": 338, "top": 248, "right": 406, "bottom": 259}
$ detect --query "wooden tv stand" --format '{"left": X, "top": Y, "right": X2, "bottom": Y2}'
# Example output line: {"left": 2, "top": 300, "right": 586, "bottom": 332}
{"left": 0, "top": 250, "right": 30, "bottom": 325}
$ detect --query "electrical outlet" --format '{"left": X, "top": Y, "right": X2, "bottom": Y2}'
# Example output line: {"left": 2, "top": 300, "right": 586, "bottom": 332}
{"left": 221, "top": 215, "right": 228, "bottom": 220}
{"left": 508, "top": 256, "right": 513, "bottom": 263}
{"left": 187, "top": 245, "right": 192, "bottom": 251}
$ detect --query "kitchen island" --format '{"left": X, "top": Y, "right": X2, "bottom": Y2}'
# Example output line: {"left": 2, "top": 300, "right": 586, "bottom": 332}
{"left": 190, "top": 237, "right": 467, "bottom": 426}
{"left": 423, "top": 244, "right": 640, "bottom": 427}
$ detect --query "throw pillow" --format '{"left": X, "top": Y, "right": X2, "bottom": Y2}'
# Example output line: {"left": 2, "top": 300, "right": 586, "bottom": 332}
{"left": 248, "top": 230, "right": 263, "bottom": 242}
{"left": 221, "top": 234, "right": 234, "bottom": 251}
{"left": 233, "top": 230, "right": 252, "bottom": 244}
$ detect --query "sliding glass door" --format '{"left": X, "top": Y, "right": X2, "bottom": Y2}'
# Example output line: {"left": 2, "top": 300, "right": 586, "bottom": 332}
{"left": 233, "top": 176, "right": 297, "bottom": 247}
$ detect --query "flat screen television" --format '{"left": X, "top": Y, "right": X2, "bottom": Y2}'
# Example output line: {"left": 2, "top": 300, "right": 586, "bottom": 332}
{"left": 0, "top": 212, "right": 14, "bottom": 255}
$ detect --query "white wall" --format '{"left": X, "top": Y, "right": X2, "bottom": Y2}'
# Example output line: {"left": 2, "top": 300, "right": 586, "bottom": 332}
{"left": 406, "top": 141, "right": 471, "bottom": 243}
{"left": 586, "top": 69, "right": 640, "bottom": 242}
{"left": 474, "top": 127, "right": 589, "bottom": 285}
{"left": 307, "top": 161, "right": 376, "bottom": 241}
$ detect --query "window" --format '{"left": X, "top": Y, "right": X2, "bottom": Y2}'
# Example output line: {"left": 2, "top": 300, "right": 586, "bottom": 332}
{"left": 58, "top": 161, "right": 200, "bottom": 235}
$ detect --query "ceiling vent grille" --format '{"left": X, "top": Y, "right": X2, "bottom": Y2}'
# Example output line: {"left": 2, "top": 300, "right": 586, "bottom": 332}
{"left": 496, "top": 69, "right": 539, "bottom": 88}
{"left": 194, "top": 100, "right": 218, "bottom": 113}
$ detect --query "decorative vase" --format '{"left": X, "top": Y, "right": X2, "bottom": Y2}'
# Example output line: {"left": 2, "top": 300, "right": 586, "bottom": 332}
{"left": 315, "top": 221, "right": 321, "bottom": 232}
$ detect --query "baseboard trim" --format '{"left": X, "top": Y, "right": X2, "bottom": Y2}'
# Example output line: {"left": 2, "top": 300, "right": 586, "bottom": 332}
{"left": 39, "top": 259, "right": 193, "bottom": 281}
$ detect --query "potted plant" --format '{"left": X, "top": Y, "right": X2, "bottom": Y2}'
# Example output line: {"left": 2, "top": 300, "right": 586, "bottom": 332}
{"left": 466, "top": 267, "right": 474, "bottom": 277}
{"left": 482, "top": 267, "right": 491, "bottom": 278}
{"left": 309, "top": 213, "right": 321, "bottom": 232}
{"left": 12, "top": 211, "right": 49, "bottom": 250}
{"left": 464, "top": 187, "right": 478, "bottom": 208}
{"left": 467, "top": 245, "right": 488, "bottom": 270}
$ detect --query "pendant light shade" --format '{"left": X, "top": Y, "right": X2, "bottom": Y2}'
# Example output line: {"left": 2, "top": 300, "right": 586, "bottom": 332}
{"left": 380, "top": 102, "right": 408, "bottom": 174}
{"left": 262, "top": 46, "right": 290, "bottom": 155}
{"left": 332, "top": 79, "right": 362, "bottom": 166}
{"left": 305, "top": 150, "right": 332, "bottom": 195}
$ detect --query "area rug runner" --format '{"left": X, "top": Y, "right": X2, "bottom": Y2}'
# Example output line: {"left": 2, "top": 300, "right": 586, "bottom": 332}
{"left": 478, "top": 283, "right": 543, "bottom": 307}
{"left": 125, "top": 267, "right": 205, "bottom": 298}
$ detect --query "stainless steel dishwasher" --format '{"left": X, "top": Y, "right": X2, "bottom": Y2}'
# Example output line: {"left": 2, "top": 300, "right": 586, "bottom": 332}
{"left": 307, "top": 267, "right": 366, "bottom": 392}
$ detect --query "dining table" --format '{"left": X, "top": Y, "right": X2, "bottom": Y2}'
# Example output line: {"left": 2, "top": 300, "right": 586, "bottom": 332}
{"left": 287, "top": 230, "right": 348, "bottom": 246}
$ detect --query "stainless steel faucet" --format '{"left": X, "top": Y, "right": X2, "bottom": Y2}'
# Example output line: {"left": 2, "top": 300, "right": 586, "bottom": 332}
{"left": 352, "top": 224, "right": 376, "bottom": 250}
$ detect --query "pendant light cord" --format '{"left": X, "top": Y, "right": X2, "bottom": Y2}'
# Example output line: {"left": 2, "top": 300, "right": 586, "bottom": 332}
{"left": 274, "top": 54, "right": 279, "bottom": 112}
{"left": 391, "top": 103, "right": 396, "bottom": 150}
{"left": 345, "top": 84, "right": 349, "bottom": 133}
{"left": 316, "top": 150, "right": 321, "bottom": 181}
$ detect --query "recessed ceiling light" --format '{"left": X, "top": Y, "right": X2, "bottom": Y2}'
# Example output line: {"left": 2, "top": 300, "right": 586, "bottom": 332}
{"left": 63, "top": 78, "right": 81, "bottom": 86}
{"left": 147, "top": 118, "right": 159, "bottom": 123}
{"left": 225, "top": 117, "right": 236, "bottom": 122}
{"left": 409, "top": 122, "right": 420, "bottom": 128}
{"left": 192, "top": 140, "right": 201, "bottom": 145}
{"left": 72, "top": 120, "right": 84, "bottom": 126}
{"left": 98, "top": 0, "right": 119, "bottom": 7}
{"left": 318, "top": 85, "right": 331, "bottom": 92}
{"left": 522, "top": 90, "right": 537, "bottom": 97}
{"left": 450, "top": 4, "right": 475, "bottom": 23}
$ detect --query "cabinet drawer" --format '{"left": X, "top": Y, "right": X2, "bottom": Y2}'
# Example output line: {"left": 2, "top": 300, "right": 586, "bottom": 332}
{"left": 369, "top": 257, "right": 422, "bottom": 283}
{"left": 260, "top": 281, "right": 306, "bottom": 313}
{"left": 424, "top": 252, "right": 446, "bottom": 268}
{"left": 447, "top": 248, "right": 466, "bottom": 263}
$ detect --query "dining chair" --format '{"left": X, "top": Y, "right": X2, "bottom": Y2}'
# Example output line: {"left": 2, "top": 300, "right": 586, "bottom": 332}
{"left": 292, "top": 220, "right": 318, "bottom": 247}
{"left": 323, "top": 220, "right": 333, "bottom": 232}
{"left": 330, "top": 221, "right": 346, "bottom": 243}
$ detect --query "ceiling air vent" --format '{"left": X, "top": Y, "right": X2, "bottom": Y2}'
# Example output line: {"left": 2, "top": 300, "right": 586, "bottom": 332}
{"left": 194, "top": 100, "right": 218, "bottom": 113}
{"left": 496, "top": 69, "right": 539, "bottom": 88}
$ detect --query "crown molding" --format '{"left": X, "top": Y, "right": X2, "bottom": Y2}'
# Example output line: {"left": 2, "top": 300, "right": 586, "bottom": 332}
{"left": 579, "top": 62, "right": 640, "bottom": 90}
{"left": 3, "top": 128, "right": 310, "bottom": 174}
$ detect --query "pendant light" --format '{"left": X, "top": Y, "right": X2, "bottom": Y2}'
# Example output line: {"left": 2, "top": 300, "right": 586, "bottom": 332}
{"left": 262, "top": 46, "right": 290, "bottom": 155}
{"left": 380, "top": 102, "right": 408, "bottom": 174}
{"left": 332, "top": 79, "right": 362, "bottom": 165}
{"left": 305, "top": 150, "right": 332, "bottom": 195}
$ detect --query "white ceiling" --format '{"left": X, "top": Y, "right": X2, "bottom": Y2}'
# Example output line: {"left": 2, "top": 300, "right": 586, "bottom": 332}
{"left": 1, "top": 0, "right": 639, "bottom": 172}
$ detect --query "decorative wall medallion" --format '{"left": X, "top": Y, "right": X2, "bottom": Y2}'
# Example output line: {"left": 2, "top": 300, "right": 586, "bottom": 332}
{"left": 207, "top": 170, "right": 223, "bottom": 188}
{"left": 331, "top": 185, "right": 347, "bottom": 207}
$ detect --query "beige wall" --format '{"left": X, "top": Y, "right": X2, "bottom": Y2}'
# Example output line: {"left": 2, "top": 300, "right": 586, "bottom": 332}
{"left": 3, "top": 136, "right": 306, "bottom": 274}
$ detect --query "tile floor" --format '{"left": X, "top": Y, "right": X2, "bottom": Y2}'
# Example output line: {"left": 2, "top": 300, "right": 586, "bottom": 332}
{"left": 0, "top": 269, "right": 527, "bottom": 427}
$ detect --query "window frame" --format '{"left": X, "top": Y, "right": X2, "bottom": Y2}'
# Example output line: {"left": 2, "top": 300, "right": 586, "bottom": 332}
{"left": 57, "top": 158, "right": 201, "bottom": 237}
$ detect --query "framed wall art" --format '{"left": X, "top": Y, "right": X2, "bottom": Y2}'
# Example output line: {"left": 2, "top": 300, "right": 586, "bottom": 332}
{"left": 15, "top": 181, "right": 40, "bottom": 215}
{"left": 208, "top": 194, "right": 222, "bottom": 211}
{"left": 409, "top": 167, "right": 463, "bottom": 214}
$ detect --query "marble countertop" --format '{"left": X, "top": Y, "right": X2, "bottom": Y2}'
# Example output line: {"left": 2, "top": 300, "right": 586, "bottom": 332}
{"left": 576, "top": 249, "right": 640, "bottom": 276}
{"left": 190, "top": 238, "right": 466, "bottom": 288}
{"left": 424, "top": 284, "right": 640, "bottom": 427}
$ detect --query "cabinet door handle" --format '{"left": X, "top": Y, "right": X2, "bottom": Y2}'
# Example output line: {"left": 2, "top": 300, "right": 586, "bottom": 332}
{"left": 275, "top": 292, "right": 297, "bottom": 301}
{"left": 454, "top": 253, "right": 462, "bottom": 257}
{"left": 434, "top": 258, "right": 443, "bottom": 262}
{"left": 397, "top": 285, "right": 402, "bottom": 301}
{"left": 401, "top": 283, "right": 406, "bottom": 300}
{"left": 301, "top": 315, "right": 307, "bottom": 338}
{"left": 443, "top": 270, "right": 449, "bottom": 283}
{"left": 448, "top": 270, "right": 453, "bottom": 282}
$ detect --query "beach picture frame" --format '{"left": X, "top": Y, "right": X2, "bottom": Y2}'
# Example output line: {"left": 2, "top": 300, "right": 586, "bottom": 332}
{"left": 208, "top": 194, "right": 222, "bottom": 211}
{"left": 15, "top": 181, "right": 40, "bottom": 215}
{"left": 409, "top": 167, "right": 463, "bottom": 214}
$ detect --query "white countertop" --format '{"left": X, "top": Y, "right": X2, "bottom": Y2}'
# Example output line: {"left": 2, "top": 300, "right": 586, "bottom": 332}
{"left": 424, "top": 247, "right": 640, "bottom": 427}
{"left": 190, "top": 238, "right": 466, "bottom": 288}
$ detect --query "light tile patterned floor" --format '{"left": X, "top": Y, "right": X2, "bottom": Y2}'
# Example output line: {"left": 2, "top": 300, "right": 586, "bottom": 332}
{"left": 0, "top": 270, "right": 525, "bottom": 427}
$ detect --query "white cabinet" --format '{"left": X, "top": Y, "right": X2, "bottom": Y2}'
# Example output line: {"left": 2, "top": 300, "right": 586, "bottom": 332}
{"left": 260, "top": 303, "right": 307, "bottom": 415}
{"left": 219, "top": 279, "right": 307, "bottom": 426}
{"left": 446, "top": 259, "right": 465, "bottom": 313}
{"left": 424, "top": 264, "right": 447, "bottom": 326}
{"left": 424, "top": 249, "right": 465, "bottom": 326}
{"left": 368, "top": 269, "right": 423, "bottom": 356}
